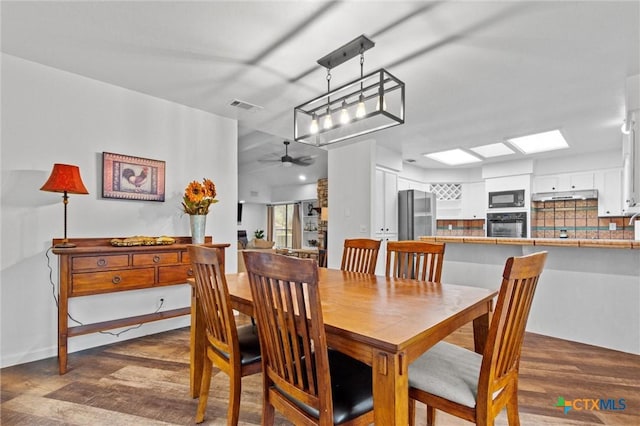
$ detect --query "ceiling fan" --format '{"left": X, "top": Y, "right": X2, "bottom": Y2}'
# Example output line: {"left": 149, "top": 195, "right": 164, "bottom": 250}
{"left": 259, "top": 141, "right": 315, "bottom": 167}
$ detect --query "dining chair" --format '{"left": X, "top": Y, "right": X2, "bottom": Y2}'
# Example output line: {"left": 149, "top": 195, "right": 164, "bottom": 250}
{"left": 385, "top": 240, "right": 446, "bottom": 282}
{"left": 408, "top": 251, "right": 548, "bottom": 426}
{"left": 340, "top": 238, "right": 382, "bottom": 274}
{"left": 188, "top": 245, "right": 261, "bottom": 425}
{"left": 243, "top": 251, "right": 374, "bottom": 426}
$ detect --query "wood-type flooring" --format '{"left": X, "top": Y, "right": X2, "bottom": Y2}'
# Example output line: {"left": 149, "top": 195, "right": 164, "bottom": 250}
{"left": 2, "top": 316, "right": 638, "bottom": 425}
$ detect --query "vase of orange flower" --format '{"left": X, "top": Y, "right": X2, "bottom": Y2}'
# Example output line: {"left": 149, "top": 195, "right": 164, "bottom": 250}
{"left": 182, "top": 178, "right": 218, "bottom": 244}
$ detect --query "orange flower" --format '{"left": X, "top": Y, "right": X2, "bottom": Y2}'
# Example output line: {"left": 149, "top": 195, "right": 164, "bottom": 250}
{"left": 182, "top": 178, "right": 218, "bottom": 215}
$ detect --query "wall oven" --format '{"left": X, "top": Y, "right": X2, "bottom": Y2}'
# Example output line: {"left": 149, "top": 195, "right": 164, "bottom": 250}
{"left": 486, "top": 212, "right": 527, "bottom": 238}
{"left": 488, "top": 189, "right": 525, "bottom": 209}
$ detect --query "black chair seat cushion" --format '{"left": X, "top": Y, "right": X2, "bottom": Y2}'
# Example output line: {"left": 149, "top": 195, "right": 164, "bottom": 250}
{"left": 278, "top": 349, "right": 373, "bottom": 424}
{"left": 237, "top": 324, "right": 261, "bottom": 365}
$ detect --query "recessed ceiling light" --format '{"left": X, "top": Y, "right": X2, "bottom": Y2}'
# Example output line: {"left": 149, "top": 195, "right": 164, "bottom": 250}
{"left": 507, "top": 130, "right": 569, "bottom": 154}
{"left": 424, "top": 149, "right": 482, "bottom": 166}
{"left": 299, "top": 175, "right": 306, "bottom": 181}
{"left": 470, "top": 142, "right": 515, "bottom": 158}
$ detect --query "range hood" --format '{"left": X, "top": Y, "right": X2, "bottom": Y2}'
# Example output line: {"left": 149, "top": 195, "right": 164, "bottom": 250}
{"left": 532, "top": 189, "right": 598, "bottom": 202}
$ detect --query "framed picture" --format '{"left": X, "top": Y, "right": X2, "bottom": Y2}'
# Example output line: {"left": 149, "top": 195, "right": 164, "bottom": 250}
{"left": 102, "top": 152, "right": 166, "bottom": 201}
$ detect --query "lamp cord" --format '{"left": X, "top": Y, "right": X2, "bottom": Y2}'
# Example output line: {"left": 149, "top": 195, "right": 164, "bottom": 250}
{"left": 45, "top": 246, "right": 164, "bottom": 337}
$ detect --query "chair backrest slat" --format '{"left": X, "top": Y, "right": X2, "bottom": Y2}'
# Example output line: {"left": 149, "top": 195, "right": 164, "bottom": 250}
{"left": 340, "top": 238, "right": 382, "bottom": 274}
{"left": 385, "top": 241, "right": 446, "bottom": 282}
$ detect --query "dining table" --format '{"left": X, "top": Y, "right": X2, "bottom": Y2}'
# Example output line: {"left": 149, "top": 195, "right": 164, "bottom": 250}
{"left": 189, "top": 267, "right": 497, "bottom": 425}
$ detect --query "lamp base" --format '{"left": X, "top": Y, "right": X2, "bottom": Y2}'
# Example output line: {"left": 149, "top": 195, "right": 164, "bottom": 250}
{"left": 54, "top": 241, "right": 77, "bottom": 248}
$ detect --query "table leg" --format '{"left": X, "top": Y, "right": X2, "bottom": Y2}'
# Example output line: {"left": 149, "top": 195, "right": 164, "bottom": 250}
{"left": 472, "top": 300, "right": 492, "bottom": 354}
{"left": 372, "top": 350, "right": 408, "bottom": 425}
{"left": 190, "top": 284, "right": 205, "bottom": 398}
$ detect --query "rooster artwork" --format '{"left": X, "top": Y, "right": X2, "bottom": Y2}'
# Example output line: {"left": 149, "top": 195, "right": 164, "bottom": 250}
{"left": 122, "top": 167, "right": 149, "bottom": 188}
{"left": 102, "top": 152, "right": 165, "bottom": 202}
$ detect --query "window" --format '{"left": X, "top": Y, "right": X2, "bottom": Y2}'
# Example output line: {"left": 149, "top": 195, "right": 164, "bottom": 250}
{"left": 273, "top": 204, "right": 295, "bottom": 248}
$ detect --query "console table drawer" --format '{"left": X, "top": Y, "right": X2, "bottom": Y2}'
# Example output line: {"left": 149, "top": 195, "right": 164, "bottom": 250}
{"left": 133, "top": 252, "right": 179, "bottom": 266}
{"left": 72, "top": 255, "right": 129, "bottom": 271}
{"left": 158, "top": 264, "right": 194, "bottom": 284}
{"left": 71, "top": 268, "right": 155, "bottom": 295}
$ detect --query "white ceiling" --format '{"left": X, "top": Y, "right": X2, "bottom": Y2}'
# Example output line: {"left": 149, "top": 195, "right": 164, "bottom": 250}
{"left": 2, "top": 1, "right": 639, "bottom": 187}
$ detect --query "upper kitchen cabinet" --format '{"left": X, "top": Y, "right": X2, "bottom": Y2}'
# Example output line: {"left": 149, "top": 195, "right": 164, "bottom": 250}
{"left": 461, "top": 181, "right": 486, "bottom": 219}
{"left": 374, "top": 168, "right": 398, "bottom": 236}
{"left": 595, "top": 168, "right": 623, "bottom": 217}
{"left": 533, "top": 171, "right": 595, "bottom": 193}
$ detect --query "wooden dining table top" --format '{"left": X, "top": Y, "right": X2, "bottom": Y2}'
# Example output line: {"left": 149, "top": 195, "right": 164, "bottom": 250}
{"left": 225, "top": 267, "right": 498, "bottom": 359}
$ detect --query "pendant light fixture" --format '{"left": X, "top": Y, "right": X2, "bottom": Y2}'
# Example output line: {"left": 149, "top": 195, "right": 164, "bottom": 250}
{"left": 294, "top": 34, "right": 405, "bottom": 147}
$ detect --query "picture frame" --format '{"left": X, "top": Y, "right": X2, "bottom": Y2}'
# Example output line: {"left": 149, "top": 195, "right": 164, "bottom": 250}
{"left": 102, "top": 152, "right": 166, "bottom": 201}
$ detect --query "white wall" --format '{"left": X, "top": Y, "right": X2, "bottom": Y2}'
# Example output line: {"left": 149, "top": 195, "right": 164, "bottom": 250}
{"left": 327, "top": 139, "right": 376, "bottom": 268}
{"left": 270, "top": 182, "right": 317, "bottom": 203}
{"left": 237, "top": 203, "right": 267, "bottom": 240}
{"left": 1, "top": 54, "right": 238, "bottom": 367}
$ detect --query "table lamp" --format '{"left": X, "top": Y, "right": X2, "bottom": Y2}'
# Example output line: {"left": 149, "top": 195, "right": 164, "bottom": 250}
{"left": 40, "top": 163, "right": 89, "bottom": 248}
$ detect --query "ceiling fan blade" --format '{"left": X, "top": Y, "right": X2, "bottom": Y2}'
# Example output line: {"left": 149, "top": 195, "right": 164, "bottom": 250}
{"left": 257, "top": 158, "right": 282, "bottom": 163}
{"left": 291, "top": 157, "right": 315, "bottom": 166}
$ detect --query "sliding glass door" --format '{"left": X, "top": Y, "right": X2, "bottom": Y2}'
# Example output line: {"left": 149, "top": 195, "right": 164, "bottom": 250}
{"left": 273, "top": 203, "right": 295, "bottom": 248}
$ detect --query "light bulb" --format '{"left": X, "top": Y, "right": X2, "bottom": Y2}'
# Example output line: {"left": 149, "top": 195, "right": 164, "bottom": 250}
{"left": 310, "top": 114, "right": 319, "bottom": 134}
{"left": 355, "top": 94, "right": 366, "bottom": 119}
{"left": 323, "top": 109, "right": 333, "bottom": 130}
{"left": 376, "top": 95, "right": 387, "bottom": 111}
{"left": 340, "top": 101, "right": 350, "bottom": 124}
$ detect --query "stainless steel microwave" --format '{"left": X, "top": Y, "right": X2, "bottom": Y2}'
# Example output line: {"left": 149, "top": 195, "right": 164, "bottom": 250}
{"left": 488, "top": 189, "right": 525, "bottom": 209}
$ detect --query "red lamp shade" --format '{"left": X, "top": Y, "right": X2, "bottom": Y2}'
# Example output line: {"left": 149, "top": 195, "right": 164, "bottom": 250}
{"left": 40, "top": 164, "right": 89, "bottom": 194}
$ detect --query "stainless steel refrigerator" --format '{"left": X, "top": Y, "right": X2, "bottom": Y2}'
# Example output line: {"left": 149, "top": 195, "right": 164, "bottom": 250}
{"left": 398, "top": 190, "right": 437, "bottom": 240}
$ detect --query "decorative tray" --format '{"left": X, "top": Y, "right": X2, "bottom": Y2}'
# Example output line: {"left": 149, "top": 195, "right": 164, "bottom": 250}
{"left": 110, "top": 236, "right": 176, "bottom": 247}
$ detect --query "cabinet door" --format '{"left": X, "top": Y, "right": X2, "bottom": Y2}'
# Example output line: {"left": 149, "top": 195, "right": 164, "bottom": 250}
{"left": 461, "top": 182, "right": 485, "bottom": 219}
{"left": 384, "top": 172, "right": 398, "bottom": 234}
{"left": 568, "top": 172, "right": 594, "bottom": 191}
{"left": 374, "top": 170, "right": 386, "bottom": 235}
{"left": 596, "top": 169, "right": 622, "bottom": 216}
{"left": 533, "top": 175, "right": 561, "bottom": 192}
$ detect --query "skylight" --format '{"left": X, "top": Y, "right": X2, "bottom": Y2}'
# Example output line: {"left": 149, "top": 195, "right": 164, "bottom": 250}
{"left": 424, "top": 149, "right": 482, "bottom": 166}
{"left": 470, "top": 142, "right": 514, "bottom": 158}
{"left": 507, "top": 130, "right": 569, "bottom": 154}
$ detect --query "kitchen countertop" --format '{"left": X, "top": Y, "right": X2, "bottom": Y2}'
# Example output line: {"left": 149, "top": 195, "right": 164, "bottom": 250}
{"left": 419, "top": 236, "right": 639, "bottom": 249}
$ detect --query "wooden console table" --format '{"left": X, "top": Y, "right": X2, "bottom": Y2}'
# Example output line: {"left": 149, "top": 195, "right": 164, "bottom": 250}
{"left": 52, "top": 236, "right": 228, "bottom": 374}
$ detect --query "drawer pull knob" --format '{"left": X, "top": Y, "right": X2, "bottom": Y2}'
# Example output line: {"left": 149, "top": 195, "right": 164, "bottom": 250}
{"left": 153, "top": 255, "right": 161, "bottom": 263}
{"left": 112, "top": 275, "right": 122, "bottom": 284}
{"left": 97, "top": 258, "right": 107, "bottom": 267}
{"left": 187, "top": 268, "right": 194, "bottom": 276}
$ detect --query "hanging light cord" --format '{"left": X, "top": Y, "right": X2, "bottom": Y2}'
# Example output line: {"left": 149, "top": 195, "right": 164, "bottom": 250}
{"left": 326, "top": 68, "right": 331, "bottom": 109}
{"left": 45, "top": 246, "right": 164, "bottom": 337}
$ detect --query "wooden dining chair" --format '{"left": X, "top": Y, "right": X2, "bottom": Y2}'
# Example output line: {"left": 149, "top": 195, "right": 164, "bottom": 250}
{"left": 340, "top": 238, "right": 382, "bottom": 274}
{"left": 188, "top": 245, "right": 261, "bottom": 425}
{"left": 385, "top": 240, "right": 446, "bottom": 282}
{"left": 408, "top": 251, "right": 548, "bottom": 426}
{"left": 243, "top": 251, "right": 374, "bottom": 426}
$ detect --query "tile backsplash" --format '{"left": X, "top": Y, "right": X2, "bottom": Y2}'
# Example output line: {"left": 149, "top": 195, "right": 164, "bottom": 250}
{"left": 435, "top": 200, "right": 635, "bottom": 240}
{"left": 531, "top": 200, "right": 634, "bottom": 239}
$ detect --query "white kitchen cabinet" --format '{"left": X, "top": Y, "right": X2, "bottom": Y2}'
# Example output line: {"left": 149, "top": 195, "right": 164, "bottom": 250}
{"left": 533, "top": 172, "right": 594, "bottom": 193}
{"left": 374, "top": 169, "right": 398, "bottom": 235}
{"left": 595, "top": 169, "right": 623, "bottom": 216}
{"left": 374, "top": 169, "right": 398, "bottom": 275}
{"left": 461, "top": 181, "right": 486, "bottom": 219}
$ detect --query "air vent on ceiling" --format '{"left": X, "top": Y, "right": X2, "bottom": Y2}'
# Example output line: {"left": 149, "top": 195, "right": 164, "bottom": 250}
{"left": 230, "top": 99, "right": 263, "bottom": 111}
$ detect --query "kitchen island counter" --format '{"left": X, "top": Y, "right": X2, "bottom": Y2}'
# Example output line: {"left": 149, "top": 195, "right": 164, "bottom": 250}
{"left": 419, "top": 235, "right": 637, "bottom": 249}
{"left": 419, "top": 235, "right": 639, "bottom": 355}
